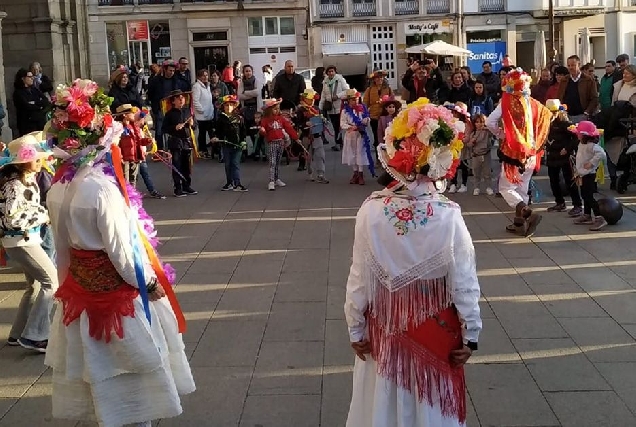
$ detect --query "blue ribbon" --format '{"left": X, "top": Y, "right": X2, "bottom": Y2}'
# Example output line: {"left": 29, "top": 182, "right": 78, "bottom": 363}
{"left": 344, "top": 104, "right": 376, "bottom": 177}
{"left": 105, "top": 152, "right": 151, "bottom": 324}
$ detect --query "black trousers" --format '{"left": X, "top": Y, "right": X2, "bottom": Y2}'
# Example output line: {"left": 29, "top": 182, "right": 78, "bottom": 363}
{"left": 581, "top": 174, "right": 600, "bottom": 216}
{"left": 171, "top": 149, "right": 192, "bottom": 191}
{"left": 197, "top": 120, "right": 214, "bottom": 153}
{"left": 451, "top": 161, "right": 469, "bottom": 186}
{"left": 329, "top": 113, "right": 342, "bottom": 146}
{"left": 548, "top": 163, "right": 582, "bottom": 206}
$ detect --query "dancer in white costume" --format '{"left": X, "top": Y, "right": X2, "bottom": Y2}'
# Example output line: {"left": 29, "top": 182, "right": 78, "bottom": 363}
{"left": 344, "top": 99, "right": 482, "bottom": 427}
{"left": 43, "top": 79, "right": 195, "bottom": 427}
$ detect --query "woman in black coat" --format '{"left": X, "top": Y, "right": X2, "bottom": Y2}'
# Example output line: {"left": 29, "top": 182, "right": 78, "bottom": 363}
{"left": 12, "top": 68, "right": 50, "bottom": 136}
{"left": 108, "top": 68, "right": 142, "bottom": 112}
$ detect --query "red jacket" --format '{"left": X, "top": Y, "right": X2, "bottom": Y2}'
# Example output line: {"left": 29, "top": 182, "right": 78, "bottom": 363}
{"left": 260, "top": 115, "right": 299, "bottom": 143}
{"left": 119, "top": 124, "right": 152, "bottom": 162}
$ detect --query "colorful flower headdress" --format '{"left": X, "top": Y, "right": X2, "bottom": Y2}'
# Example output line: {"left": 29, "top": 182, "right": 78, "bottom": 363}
{"left": 301, "top": 89, "right": 320, "bottom": 101}
{"left": 47, "top": 79, "right": 115, "bottom": 154}
{"left": 221, "top": 94, "right": 239, "bottom": 105}
{"left": 379, "top": 98, "right": 465, "bottom": 187}
{"left": 502, "top": 67, "right": 532, "bottom": 96}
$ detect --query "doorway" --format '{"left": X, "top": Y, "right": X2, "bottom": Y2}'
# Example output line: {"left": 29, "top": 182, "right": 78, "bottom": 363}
{"left": 193, "top": 46, "right": 229, "bottom": 76}
{"left": 129, "top": 41, "right": 150, "bottom": 69}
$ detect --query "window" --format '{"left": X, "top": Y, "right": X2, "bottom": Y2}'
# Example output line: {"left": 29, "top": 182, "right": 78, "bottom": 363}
{"left": 280, "top": 17, "right": 295, "bottom": 35}
{"left": 248, "top": 17, "right": 263, "bottom": 37}
{"left": 265, "top": 17, "right": 278, "bottom": 35}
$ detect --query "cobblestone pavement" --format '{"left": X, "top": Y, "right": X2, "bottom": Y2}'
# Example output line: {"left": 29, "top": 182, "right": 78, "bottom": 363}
{"left": 1, "top": 152, "right": 636, "bottom": 426}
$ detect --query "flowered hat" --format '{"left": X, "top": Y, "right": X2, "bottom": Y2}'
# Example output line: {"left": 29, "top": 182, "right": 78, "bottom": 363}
{"left": 546, "top": 99, "right": 567, "bottom": 112}
{"left": 263, "top": 98, "right": 282, "bottom": 109}
{"left": 501, "top": 67, "right": 532, "bottom": 96}
{"left": 220, "top": 94, "right": 239, "bottom": 106}
{"left": 444, "top": 101, "right": 470, "bottom": 118}
{"left": 378, "top": 97, "right": 465, "bottom": 188}
{"left": 568, "top": 120, "right": 602, "bottom": 137}
{"left": 369, "top": 70, "right": 388, "bottom": 79}
{"left": 0, "top": 132, "right": 53, "bottom": 167}
{"left": 380, "top": 95, "right": 401, "bottom": 109}
{"left": 114, "top": 104, "right": 137, "bottom": 115}
{"left": 301, "top": 89, "right": 320, "bottom": 101}
{"left": 341, "top": 89, "right": 361, "bottom": 100}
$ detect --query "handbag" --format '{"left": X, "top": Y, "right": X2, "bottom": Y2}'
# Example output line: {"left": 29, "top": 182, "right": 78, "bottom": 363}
{"left": 323, "top": 80, "right": 339, "bottom": 113}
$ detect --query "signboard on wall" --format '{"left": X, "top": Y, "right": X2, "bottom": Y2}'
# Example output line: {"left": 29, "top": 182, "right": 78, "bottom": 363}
{"left": 467, "top": 42, "right": 507, "bottom": 72}
{"left": 127, "top": 21, "right": 149, "bottom": 41}
{"left": 404, "top": 21, "right": 452, "bottom": 35}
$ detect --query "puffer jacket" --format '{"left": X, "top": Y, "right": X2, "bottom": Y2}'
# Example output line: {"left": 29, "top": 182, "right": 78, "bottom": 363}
{"left": 319, "top": 74, "right": 350, "bottom": 115}
{"left": 363, "top": 83, "right": 392, "bottom": 119}
{"left": 545, "top": 119, "right": 578, "bottom": 167}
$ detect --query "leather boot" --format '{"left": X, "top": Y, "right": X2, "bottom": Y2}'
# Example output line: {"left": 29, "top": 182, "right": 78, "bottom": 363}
{"left": 506, "top": 217, "right": 526, "bottom": 235}
{"left": 350, "top": 171, "right": 359, "bottom": 184}
{"left": 358, "top": 172, "right": 365, "bottom": 185}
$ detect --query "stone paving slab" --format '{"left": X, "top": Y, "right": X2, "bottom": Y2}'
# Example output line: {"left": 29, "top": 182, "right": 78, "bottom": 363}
{"left": 1, "top": 153, "right": 636, "bottom": 426}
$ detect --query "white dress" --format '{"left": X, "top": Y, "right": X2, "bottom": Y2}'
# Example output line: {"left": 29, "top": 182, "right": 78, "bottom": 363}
{"left": 341, "top": 107, "right": 371, "bottom": 167}
{"left": 344, "top": 182, "right": 482, "bottom": 427}
{"left": 45, "top": 166, "right": 195, "bottom": 427}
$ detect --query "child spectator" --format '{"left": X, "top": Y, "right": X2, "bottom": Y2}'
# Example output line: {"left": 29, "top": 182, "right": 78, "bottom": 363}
{"left": 377, "top": 95, "right": 401, "bottom": 153}
{"left": 260, "top": 98, "right": 299, "bottom": 191}
{"left": 340, "top": 89, "right": 371, "bottom": 185}
{"left": 250, "top": 111, "right": 267, "bottom": 162}
{"left": 570, "top": 121, "right": 607, "bottom": 231}
{"left": 295, "top": 89, "right": 329, "bottom": 183}
{"left": 114, "top": 104, "right": 153, "bottom": 188}
{"left": 212, "top": 95, "right": 248, "bottom": 192}
{"left": 466, "top": 113, "right": 494, "bottom": 195}
{"left": 445, "top": 102, "right": 472, "bottom": 193}
{"left": 545, "top": 100, "right": 582, "bottom": 215}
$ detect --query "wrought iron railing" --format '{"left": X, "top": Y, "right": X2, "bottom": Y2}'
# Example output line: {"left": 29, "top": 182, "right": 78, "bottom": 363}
{"left": 479, "top": 0, "right": 505, "bottom": 12}
{"left": 352, "top": 0, "right": 376, "bottom": 16}
{"left": 395, "top": 0, "right": 419, "bottom": 15}
{"left": 319, "top": 0, "right": 345, "bottom": 18}
{"left": 98, "top": 0, "right": 134, "bottom": 5}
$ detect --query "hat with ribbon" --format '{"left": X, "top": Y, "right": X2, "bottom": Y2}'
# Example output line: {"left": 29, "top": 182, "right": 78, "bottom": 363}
{"left": 220, "top": 94, "right": 240, "bottom": 106}
{"left": 380, "top": 95, "right": 401, "bottom": 109}
{"left": 369, "top": 70, "right": 388, "bottom": 79}
{"left": 0, "top": 131, "right": 53, "bottom": 168}
{"left": 444, "top": 101, "right": 471, "bottom": 118}
{"left": 263, "top": 98, "right": 283, "bottom": 109}
{"left": 546, "top": 99, "right": 567, "bottom": 112}
{"left": 378, "top": 98, "right": 465, "bottom": 189}
{"left": 301, "top": 88, "right": 320, "bottom": 102}
{"left": 114, "top": 104, "right": 137, "bottom": 115}
{"left": 341, "top": 88, "right": 361, "bottom": 100}
{"left": 568, "top": 120, "right": 602, "bottom": 137}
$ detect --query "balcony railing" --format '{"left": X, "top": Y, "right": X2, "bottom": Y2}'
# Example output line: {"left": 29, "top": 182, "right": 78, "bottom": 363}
{"left": 395, "top": 0, "right": 419, "bottom": 14}
{"left": 137, "top": 0, "right": 173, "bottom": 4}
{"left": 98, "top": 0, "right": 133, "bottom": 5}
{"left": 352, "top": 0, "right": 376, "bottom": 16}
{"left": 427, "top": 0, "right": 450, "bottom": 13}
{"left": 479, "top": 0, "right": 505, "bottom": 11}
{"left": 319, "top": 0, "right": 345, "bottom": 18}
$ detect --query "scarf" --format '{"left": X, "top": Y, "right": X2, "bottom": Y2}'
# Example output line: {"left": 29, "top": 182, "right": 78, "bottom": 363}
{"left": 500, "top": 93, "right": 552, "bottom": 183}
{"left": 344, "top": 103, "right": 375, "bottom": 176}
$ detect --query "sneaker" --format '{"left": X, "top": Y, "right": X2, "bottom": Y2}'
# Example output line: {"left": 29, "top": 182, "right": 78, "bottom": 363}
{"left": 495, "top": 192, "right": 503, "bottom": 198}
{"left": 7, "top": 337, "right": 19, "bottom": 346}
{"left": 589, "top": 216, "right": 608, "bottom": 231}
{"left": 316, "top": 176, "right": 330, "bottom": 184}
{"left": 268, "top": 181, "right": 276, "bottom": 191}
{"left": 149, "top": 191, "right": 166, "bottom": 199}
{"left": 184, "top": 188, "right": 198, "bottom": 195}
{"left": 574, "top": 214, "right": 593, "bottom": 225}
{"left": 547, "top": 203, "right": 567, "bottom": 212}
{"left": 473, "top": 188, "right": 480, "bottom": 196}
{"left": 174, "top": 190, "right": 187, "bottom": 198}
{"left": 222, "top": 184, "right": 234, "bottom": 191}
{"left": 568, "top": 206, "right": 583, "bottom": 217}
{"left": 18, "top": 337, "right": 47, "bottom": 353}
{"left": 448, "top": 184, "right": 457, "bottom": 193}
{"left": 457, "top": 185, "right": 468, "bottom": 193}
{"left": 234, "top": 185, "right": 248, "bottom": 192}
{"left": 486, "top": 188, "right": 494, "bottom": 196}
{"left": 275, "top": 179, "right": 286, "bottom": 187}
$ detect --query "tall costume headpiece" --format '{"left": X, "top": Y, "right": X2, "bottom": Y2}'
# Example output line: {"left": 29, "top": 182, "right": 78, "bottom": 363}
{"left": 378, "top": 98, "right": 465, "bottom": 190}
{"left": 498, "top": 68, "right": 552, "bottom": 183}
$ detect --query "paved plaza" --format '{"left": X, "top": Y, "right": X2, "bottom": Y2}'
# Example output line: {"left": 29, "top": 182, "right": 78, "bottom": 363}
{"left": 2, "top": 152, "right": 636, "bottom": 426}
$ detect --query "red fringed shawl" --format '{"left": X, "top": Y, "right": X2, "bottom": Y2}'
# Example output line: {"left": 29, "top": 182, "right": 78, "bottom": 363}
{"left": 55, "top": 249, "right": 139, "bottom": 343}
{"left": 368, "top": 277, "right": 467, "bottom": 423}
{"left": 500, "top": 95, "right": 552, "bottom": 183}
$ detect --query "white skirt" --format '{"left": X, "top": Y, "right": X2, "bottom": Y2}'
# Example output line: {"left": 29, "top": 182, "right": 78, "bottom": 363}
{"left": 45, "top": 296, "right": 196, "bottom": 427}
{"left": 342, "top": 131, "right": 370, "bottom": 167}
{"left": 346, "top": 356, "right": 465, "bottom": 427}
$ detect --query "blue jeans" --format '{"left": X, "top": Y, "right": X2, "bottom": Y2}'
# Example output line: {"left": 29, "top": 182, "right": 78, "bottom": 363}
{"left": 139, "top": 160, "right": 155, "bottom": 192}
{"left": 222, "top": 145, "right": 242, "bottom": 186}
{"left": 153, "top": 112, "right": 165, "bottom": 151}
{"left": 40, "top": 224, "right": 56, "bottom": 264}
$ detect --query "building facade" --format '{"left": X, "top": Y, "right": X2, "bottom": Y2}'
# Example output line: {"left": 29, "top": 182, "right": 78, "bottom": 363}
{"left": 87, "top": 0, "right": 309, "bottom": 86}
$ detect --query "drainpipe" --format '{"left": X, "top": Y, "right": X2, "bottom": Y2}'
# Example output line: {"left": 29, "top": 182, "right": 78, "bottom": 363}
{"left": 457, "top": 0, "right": 464, "bottom": 66}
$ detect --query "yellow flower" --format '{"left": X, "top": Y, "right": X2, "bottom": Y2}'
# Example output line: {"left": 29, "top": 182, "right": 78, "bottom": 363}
{"left": 389, "top": 110, "right": 411, "bottom": 140}
{"left": 449, "top": 138, "right": 463, "bottom": 159}
{"left": 416, "top": 144, "right": 432, "bottom": 170}
{"left": 409, "top": 97, "right": 430, "bottom": 108}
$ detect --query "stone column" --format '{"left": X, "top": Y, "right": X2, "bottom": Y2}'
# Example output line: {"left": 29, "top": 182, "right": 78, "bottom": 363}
{"left": 0, "top": 12, "right": 13, "bottom": 141}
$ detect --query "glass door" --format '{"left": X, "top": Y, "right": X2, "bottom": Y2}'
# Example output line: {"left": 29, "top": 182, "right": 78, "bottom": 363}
{"left": 129, "top": 41, "right": 150, "bottom": 69}
{"left": 193, "top": 46, "right": 229, "bottom": 76}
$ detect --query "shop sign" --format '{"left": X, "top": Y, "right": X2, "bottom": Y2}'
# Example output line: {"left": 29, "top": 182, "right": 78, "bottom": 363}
{"left": 404, "top": 21, "right": 451, "bottom": 35}
{"left": 127, "top": 21, "right": 149, "bottom": 41}
{"left": 192, "top": 31, "right": 229, "bottom": 42}
{"left": 466, "top": 42, "right": 507, "bottom": 73}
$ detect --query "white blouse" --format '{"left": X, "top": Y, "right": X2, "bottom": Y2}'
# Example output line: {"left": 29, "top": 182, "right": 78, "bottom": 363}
{"left": 0, "top": 172, "right": 49, "bottom": 248}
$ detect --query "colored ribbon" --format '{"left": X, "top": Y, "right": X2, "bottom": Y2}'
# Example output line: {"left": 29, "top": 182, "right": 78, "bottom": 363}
{"left": 110, "top": 145, "right": 187, "bottom": 332}
{"left": 345, "top": 104, "right": 376, "bottom": 177}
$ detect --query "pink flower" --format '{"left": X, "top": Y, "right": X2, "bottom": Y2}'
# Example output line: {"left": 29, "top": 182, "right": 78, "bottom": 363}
{"left": 73, "top": 79, "right": 99, "bottom": 97}
{"left": 17, "top": 145, "right": 37, "bottom": 161}
{"left": 62, "top": 138, "right": 81, "bottom": 150}
{"left": 395, "top": 208, "right": 414, "bottom": 221}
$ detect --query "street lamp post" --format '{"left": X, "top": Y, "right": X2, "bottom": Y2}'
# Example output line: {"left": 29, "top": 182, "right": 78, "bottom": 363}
{"left": 548, "top": 0, "right": 556, "bottom": 63}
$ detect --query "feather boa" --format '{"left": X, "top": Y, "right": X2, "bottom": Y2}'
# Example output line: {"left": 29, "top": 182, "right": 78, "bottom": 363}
{"left": 344, "top": 103, "right": 376, "bottom": 177}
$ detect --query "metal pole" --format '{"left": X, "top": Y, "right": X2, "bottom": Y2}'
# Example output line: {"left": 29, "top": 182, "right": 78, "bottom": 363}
{"left": 548, "top": 0, "right": 556, "bottom": 63}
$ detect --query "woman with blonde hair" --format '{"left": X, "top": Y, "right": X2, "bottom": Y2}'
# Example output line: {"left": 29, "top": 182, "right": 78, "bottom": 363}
{"left": 362, "top": 71, "right": 392, "bottom": 152}
{"left": 612, "top": 64, "right": 636, "bottom": 106}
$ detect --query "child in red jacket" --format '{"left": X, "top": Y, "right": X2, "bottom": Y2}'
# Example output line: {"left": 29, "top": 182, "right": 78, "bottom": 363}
{"left": 114, "top": 104, "right": 153, "bottom": 187}
{"left": 260, "top": 98, "right": 299, "bottom": 191}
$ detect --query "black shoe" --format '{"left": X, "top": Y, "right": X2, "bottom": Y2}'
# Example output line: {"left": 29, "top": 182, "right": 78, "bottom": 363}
{"left": 184, "top": 187, "right": 198, "bottom": 195}
{"left": 174, "top": 190, "right": 187, "bottom": 198}
{"left": 262, "top": 157, "right": 268, "bottom": 162}
{"left": 222, "top": 184, "right": 234, "bottom": 191}
{"left": 149, "top": 191, "right": 166, "bottom": 199}
{"left": 331, "top": 145, "right": 340, "bottom": 151}
{"left": 610, "top": 177, "right": 617, "bottom": 191}
{"left": 233, "top": 185, "right": 248, "bottom": 192}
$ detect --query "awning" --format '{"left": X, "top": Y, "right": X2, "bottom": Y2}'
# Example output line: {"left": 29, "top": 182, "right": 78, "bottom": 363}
{"left": 322, "top": 43, "right": 370, "bottom": 56}
{"left": 321, "top": 43, "right": 370, "bottom": 76}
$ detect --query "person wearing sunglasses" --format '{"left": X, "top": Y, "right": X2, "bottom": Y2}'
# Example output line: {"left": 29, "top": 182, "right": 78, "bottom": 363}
{"left": 12, "top": 69, "right": 50, "bottom": 137}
